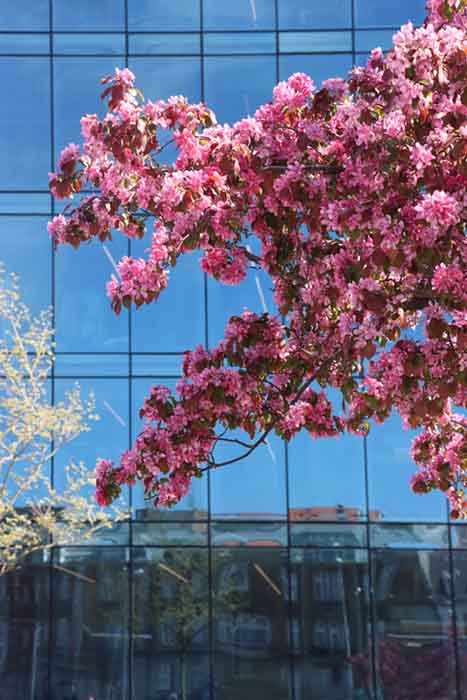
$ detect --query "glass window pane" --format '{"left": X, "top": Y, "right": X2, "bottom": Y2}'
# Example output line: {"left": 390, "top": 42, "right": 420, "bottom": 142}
{"left": 293, "top": 549, "right": 371, "bottom": 700}
{"left": 0, "top": 1, "right": 49, "bottom": 30}
{"left": 290, "top": 523, "right": 367, "bottom": 547}
{"left": 207, "top": 261, "right": 275, "bottom": 347}
{"left": 133, "top": 548, "right": 210, "bottom": 700}
{"left": 278, "top": 0, "right": 351, "bottom": 29}
{"left": 210, "top": 431, "right": 287, "bottom": 520}
{"left": 0, "top": 34, "right": 49, "bottom": 54}
{"left": 212, "top": 548, "right": 291, "bottom": 698}
{"left": 0, "top": 217, "right": 51, "bottom": 314}
{"left": 367, "top": 413, "right": 448, "bottom": 522}
{"left": 355, "top": 29, "right": 395, "bottom": 52}
{"left": 211, "top": 521, "right": 287, "bottom": 547}
{"left": 53, "top": 0, "right": 125, "bottom": 30}
{"left": 51, "top": 547, "right": 129, "bottom": 698}
{"left": 204, "top": 56, "right": 276, "bottom": 124}
{"left": 288, "top": 389, "right": 367, "bottom": 521}
{"left": 204, "top": 0, "right": 275, "bottom": 30}
{"left": 131, "top": 244, "right": 205, "bottom": 353}
{"left": 0, "top": 194, "right": 50, "bottom": 214}
{"left": 54, "top": 377, "right": 129, "bottom": 496}
{"left": 129, "top": 33, "right": 201, "bottom": 55}
{"left": 453, "top": 550, "right": 467, "bottom": 699}
{"left": 0, "top": 553, "right": 49, "bottom": 699}
{"left": 132, "top": 354, "right": 183, "bottom": 376}
{"left": 204, "top": 32, "right": 276, "bottom": 54}
{"left": 355, "top": 0, "right": 426, "bottom": 28}
{"left": 55, "top": 236, "right": 129, "bottom": 352}
{"left": 128, "top": 0, "right": 200, "bottom": 31}
{"left": 370, "top": 523, "right": 449, "bottom": 549}
{"left": 53, "top": 33, "right": 125, "bottom": 55}
{"left": 54, "top": 353, "right": 129, "bottom": 377}
{"left": 129, "top": 57, "right": 202, "bottom": 103}
{"left": 0, "top": 59, "right": 50, "bottom": 189}
{"left": 54, "top": 57, "right": 117, "bottom": 158}
{"left": 132, "top": 378, "right": 209, "bottom": 519}
{"left": 280, "top": 53, "right": 353, "bottom": 88}
{"left": 133, "top": 521, "right": 208, "bottom": 545}
{"left": 279, "top": 31, "right": 352, "bottom": 53}
{"left": 372, "top": 549, "right": 455, "bottom": 700}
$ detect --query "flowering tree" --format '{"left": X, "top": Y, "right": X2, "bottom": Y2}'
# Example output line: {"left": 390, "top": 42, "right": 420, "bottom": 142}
{"left": 0, "top": 266, "right": 125, "bottom": 573}
{"left": 48, "top": 0, "right": 467, "bottom": 516}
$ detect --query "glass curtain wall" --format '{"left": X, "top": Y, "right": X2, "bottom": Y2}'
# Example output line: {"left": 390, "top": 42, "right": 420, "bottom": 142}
{"left": 1, "top": 0, "right": 464, "bottom": 699}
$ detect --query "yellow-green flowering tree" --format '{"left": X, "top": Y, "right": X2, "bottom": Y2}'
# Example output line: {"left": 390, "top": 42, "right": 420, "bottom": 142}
{"left": 0, "top": 264, "right": 126, "bottom": 574}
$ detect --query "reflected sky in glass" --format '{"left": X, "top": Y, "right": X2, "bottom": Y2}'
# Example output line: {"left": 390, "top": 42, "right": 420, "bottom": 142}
{"left": 129, "top": 57, "right": 202, "bottom": 103}
{"left": 204, "top": 56, "right": 276, "bottom": 124}
{"left": 0, "top": 1, "right": 48, "bottom": 30}
{"left": 54, "top": 235, "right": 129, "bottom": 352}
{"left": 0, "top": 217, "right": 51, "bottom": 314}
{"left": 0, "top": 58, "right": 50, "bottom": 189}
{"left": 54, "top": 57, "right": 117, "bottom": 159}
{"left": 278, "top": 0, "right": 352, "bottom": 29}
{"left": 53, "top": 0, "right": 125, "bottom": 31}
{"left": 367, "top": 413, "right": 447, "bottom": 522}
{"left": 204, "top": 0, "right": 275, "bottom": 30}
{"left": 355, "top": 0, "right": 426, "bottom": 28}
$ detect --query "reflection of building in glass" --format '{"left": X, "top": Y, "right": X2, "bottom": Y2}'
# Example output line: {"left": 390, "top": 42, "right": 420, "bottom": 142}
{"left": 1, "top": 0, "right": 465, "bottom": 698}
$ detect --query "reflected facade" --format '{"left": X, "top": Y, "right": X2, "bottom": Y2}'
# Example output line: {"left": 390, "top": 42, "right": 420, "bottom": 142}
{"left": 0, "top": 0, "right": 464, "bottom": 698}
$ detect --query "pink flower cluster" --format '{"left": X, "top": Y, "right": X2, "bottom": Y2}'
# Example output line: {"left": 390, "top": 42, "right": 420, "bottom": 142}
{"left": 50, "top": 0, "right": 467, "bottom": 515}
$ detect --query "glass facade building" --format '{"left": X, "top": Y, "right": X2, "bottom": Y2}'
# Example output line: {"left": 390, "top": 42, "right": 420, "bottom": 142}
{"left": 1, "top": 1, "right": 466, "bottom": 698}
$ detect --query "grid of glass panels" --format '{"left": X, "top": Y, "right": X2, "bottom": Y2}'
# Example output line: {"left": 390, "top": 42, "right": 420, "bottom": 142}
{"left": 1, "top": 0, "right": 464, "bottom": 698}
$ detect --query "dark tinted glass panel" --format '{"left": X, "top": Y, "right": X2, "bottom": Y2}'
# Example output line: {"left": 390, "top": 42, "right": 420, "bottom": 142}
{"left": 290, "top": 523, "right": 367, "bottom": 547}
{"left": 133, "top": 548, "right": 209, "bottom": 700}
{"left": 372, "top": 550, "right": 455, "bottom": 700}
{"left": 278, "top": 0, "right": 351, "bottom": 29}
{"left": 210, "top": 431, "right": 287, "bottom": 519}
{"left": 1, "top": 217, "right": 51, "bottom": 314}
{"left": 132, "top": 378, "right": 209, "bottom": 519}
{"left": 212, "top": 548, "right": 291, "bottom": 698}
{"left": 279, "top": 31, "right": 352, "bottom": 53}
{"left": 53, "top": 34, "right": 125, "bottom": 55}
{"left": 293, "top": 549, "right": 371, "bottom": 700}
{"left": 51, "top": 547, "right": 129, "bottom": 699}
{"left": 0, "top": 34, "right": 48, "bottom": 54}
{"left": 355, "top": 0, "right": 426, "bottom": 28}
{"left": 129, "top": 57, "right": 202, "bottom": 103}
{"left": 204, "top": 32, "right": 276, "bottom": 54}
{"left": 370, "top": 524, "right": 449, "bottom": 549}
{"left": 204, "top": 56, "right": 276, "bottom": 124}
{"left": 129, "top": 33, "right": 201, "bottom": 55}
{"left": 0, "top": 59, "right": 50, "bottom": 189}
{"left": 133, "top": 521, "right": 208, "bottom": 545}
{"left": 128, "top": 0, "right": 200, "bottom": 31}
{"left": 204, "top": 0, "right": 275, "bottom": 29}
{"left": 367, "top": 413, "right": 447, "bottom": 521}
{"left": 54, "top": 57, "right": 116, "bottom": 158}
{"left": 55, "top": 236, "right": 129, "bottom": 352}
{"left": 53, "top": 0, "right": 125, "bottom": 30}
{"left": 0, "top": 1, "right": 48, "bottom": 30}
{"left": 211, "top": 521, "right": 287, "bottom": 547}
{"left": 279, "top": 53, "right": 353, "bottom": 87}
{"left": 0, "top": 553, "right": 49, "bottom": 700}
{"left": 453, "top": 551, "right": 467, "bottom": 699}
